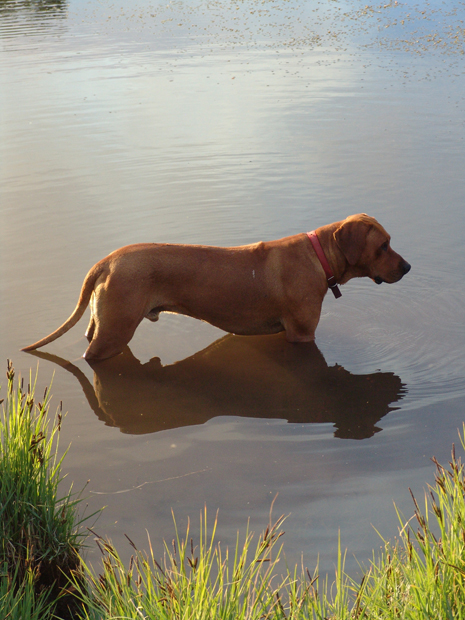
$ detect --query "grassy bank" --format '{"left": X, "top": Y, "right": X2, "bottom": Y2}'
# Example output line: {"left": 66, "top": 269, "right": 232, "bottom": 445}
{"left": 73, "top": 438, "right": 465, "bottom": 620}
{"left": 0, "top": 362, "right": 90, "bottom": 619}
{"left": 3, "top": 362, "right": 465, "bottom": 618}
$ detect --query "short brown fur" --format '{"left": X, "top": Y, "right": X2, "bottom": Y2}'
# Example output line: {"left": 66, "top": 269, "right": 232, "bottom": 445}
{"left": 22, "top": 214, "right": 410, "bottom": 361}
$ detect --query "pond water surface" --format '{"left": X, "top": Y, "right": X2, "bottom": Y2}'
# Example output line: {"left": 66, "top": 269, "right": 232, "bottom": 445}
{"left": 2, "top": 0, "right": 465, "bottom": 574}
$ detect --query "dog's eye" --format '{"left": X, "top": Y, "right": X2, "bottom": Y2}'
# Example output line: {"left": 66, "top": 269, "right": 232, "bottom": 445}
{"left": 381, "top": 242, "right": 389, "bottom": 252}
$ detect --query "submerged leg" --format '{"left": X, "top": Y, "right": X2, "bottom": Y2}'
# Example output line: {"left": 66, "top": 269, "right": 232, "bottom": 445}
{"left": 83, "top": 283, "right": 147, "bottom": 361}
{"left": 282, "top": 307, "right": 321, "bottom": 343}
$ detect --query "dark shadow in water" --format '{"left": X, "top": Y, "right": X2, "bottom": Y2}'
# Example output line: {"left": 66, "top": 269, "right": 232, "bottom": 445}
{"left": 28, "top": 333, "right": 406, "bottom": 440}
{"left": 0, "top": 0, "right": 67, "bottom": 38}
{"left": 0, "top": 0, "right": 66, "bottom": 16}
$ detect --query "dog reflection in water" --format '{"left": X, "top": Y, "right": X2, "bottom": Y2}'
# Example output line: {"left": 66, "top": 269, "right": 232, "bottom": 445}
{"left": 28, "top": 332, "right": 405, "bottom": 440}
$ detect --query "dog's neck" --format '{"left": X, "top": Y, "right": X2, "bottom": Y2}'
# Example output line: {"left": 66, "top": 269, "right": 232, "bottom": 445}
{"left": 313, "top": 222, "right": 365, "bottom": 286}
{"left": 307, "top": 231, "right": 342, "bottom": 299}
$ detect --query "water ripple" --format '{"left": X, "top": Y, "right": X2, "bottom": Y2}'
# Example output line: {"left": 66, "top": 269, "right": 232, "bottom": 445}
{"left": 320, "top": 271, "right": 465, "bottom": 411}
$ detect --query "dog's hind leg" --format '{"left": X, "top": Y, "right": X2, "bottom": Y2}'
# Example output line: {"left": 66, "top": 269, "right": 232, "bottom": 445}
{"left": 84, "top": 315, "right": 144, "bottom": 361}
{"left": 83, "top": 284, "right": 147, "bottom": 361}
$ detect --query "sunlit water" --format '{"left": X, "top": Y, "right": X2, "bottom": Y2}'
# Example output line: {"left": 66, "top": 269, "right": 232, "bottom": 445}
{"left": 2, "top": 0, "right": 465, "bottom": 574}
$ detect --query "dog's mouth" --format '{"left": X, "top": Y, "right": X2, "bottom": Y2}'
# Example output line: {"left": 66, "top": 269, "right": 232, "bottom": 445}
{"left": 374, "top": 262, "right": 411, "bottom": 285}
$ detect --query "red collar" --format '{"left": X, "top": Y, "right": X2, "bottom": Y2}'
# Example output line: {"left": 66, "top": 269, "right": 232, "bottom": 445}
{"left": 307, "top": 231, "right": 342, "bottom": 299}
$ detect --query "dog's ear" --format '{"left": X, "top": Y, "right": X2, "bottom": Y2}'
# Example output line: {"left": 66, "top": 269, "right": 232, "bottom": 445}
{"left": 333, "top": 219, "right": 371, "bottom": 266}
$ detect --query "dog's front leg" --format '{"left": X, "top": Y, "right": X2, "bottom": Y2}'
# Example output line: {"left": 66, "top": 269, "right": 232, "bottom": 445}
{"left": 282, "top": 303, "right": 322, "bottom": 343}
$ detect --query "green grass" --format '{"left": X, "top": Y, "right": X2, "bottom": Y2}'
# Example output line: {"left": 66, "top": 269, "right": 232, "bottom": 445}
{"left": 73, "top": 432, "right": 465, "bottom": 619}
{"left": 0, "top": 563, "right": 56, "bottom": 620}
{"left": 0, "top": 361, "right": 91, "bottom": 619}
{"left": 74, "top": 510, "right": 295, "bottom": 619}
{"left": 4, "top": 360, "right": 465, "bottom": 619}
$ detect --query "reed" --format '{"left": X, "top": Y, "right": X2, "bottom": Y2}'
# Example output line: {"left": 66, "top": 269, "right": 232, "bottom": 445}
{"left": 352, "top": 435, "right": 465, "bottom": 618}
{"left": 0, "top": 563, "right": 55, "bottom": 619}
{"left": 74, "top": 430, "right": 465, "bottom": 619}
{"left": 73, "top": 508, "right": 292, "bottom": 619}
{"left": 0, "top": 361, "right": 91, "bottom": 618}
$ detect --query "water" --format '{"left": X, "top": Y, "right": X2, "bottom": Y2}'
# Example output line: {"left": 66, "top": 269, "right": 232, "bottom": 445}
{"left": 2, "top": 0, "right": 465, "bottom": 574}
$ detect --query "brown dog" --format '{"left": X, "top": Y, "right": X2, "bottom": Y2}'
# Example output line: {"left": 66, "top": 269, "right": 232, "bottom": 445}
{"left": 22, "top": 214, "right": 410, "bottom": 361}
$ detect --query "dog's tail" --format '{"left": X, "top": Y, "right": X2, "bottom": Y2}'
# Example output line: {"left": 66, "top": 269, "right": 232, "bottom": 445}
{"left": 21, "top": 264, "right": 105, "bottom": 352}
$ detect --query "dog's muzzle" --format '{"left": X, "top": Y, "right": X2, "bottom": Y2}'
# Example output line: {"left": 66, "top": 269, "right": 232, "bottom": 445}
{"left": 374, "top": 260, "right": 411, "bottom": 285}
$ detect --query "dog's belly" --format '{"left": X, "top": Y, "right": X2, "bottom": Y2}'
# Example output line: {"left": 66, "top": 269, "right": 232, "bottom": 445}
{"left": 145, "top": 304, "right": 285, "bottom": 336}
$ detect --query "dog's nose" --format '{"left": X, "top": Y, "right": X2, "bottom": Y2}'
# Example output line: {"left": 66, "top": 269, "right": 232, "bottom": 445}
{"left": 402, "top": 261, "right": 411, "bottom": 275}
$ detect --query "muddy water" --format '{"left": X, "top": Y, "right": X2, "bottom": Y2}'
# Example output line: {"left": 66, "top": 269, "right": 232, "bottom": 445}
{"left": 2, "top": 0, "right": 465, "bottom": 573}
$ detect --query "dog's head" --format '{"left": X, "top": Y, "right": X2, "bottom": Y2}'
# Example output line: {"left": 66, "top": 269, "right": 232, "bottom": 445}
{"left": 334, "top": 213, "right": 411, "bottom": 284}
